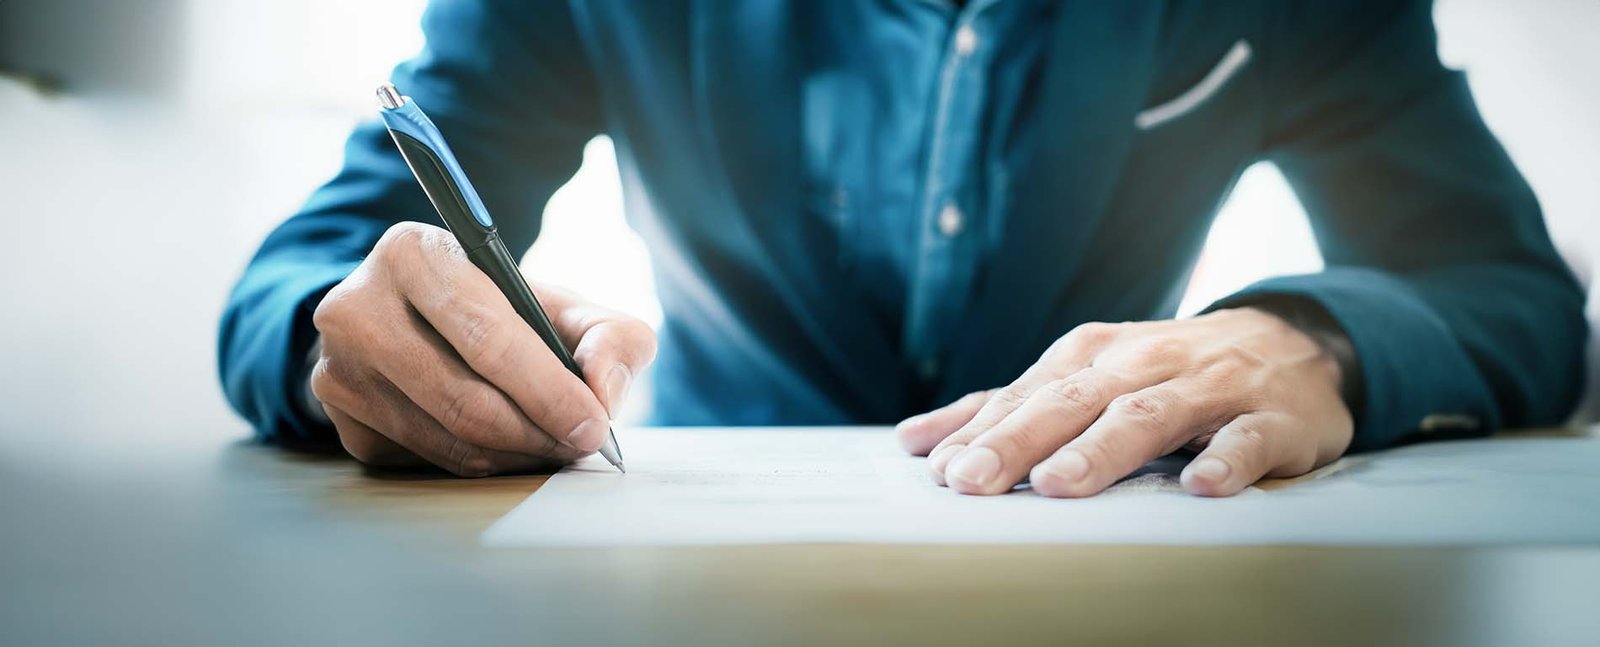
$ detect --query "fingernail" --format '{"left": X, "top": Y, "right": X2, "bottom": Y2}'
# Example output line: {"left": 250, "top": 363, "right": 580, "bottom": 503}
{"left": 604, "top": 364, "right": 632, "bottom": 420}
{"left": 946, "top": 447, "right": 1001, "bottom": 489}
{"left": 567, "top": 419, "right": 605, "bottom": 452}
{"left": 1043, "top": 450, "right": 1089, "bottom": 484}
{"left": 1188, "top": 457, "right": 1231, "bottom": 484}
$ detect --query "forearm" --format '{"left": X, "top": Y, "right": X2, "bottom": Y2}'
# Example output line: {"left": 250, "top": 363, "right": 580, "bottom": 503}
{"left": 1248, "top": 0, "right": 1587, "bottom": 449}
{"left": 218, "top": 0, "right": 604, "bottom": 442}
{"left": 219, "top": 125, "right": 431, "bottom": 440}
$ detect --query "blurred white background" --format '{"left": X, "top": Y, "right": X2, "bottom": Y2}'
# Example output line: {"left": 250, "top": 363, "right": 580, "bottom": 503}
{"left": 0, "top": 0, "right": 1595, "bottom": 460}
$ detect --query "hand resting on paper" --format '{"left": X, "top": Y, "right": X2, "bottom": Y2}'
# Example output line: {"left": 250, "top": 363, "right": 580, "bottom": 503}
{"left": 895, "top": 308, "right": 1354, "bottom": 497}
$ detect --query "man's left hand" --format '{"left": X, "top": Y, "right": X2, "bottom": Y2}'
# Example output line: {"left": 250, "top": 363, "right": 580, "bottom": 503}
{"left": 895, "top": 308, "right": 1354, "bottom": 497}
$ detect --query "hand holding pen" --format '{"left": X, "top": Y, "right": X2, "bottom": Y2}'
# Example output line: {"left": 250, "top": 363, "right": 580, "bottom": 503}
{"left": 304, "top": 84, "right": 652, "bottom": 476}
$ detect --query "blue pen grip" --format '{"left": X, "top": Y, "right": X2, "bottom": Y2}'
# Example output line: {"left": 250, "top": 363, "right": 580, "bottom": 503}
{"left": 379, "top": 98, "right": 497, "bottom": 232}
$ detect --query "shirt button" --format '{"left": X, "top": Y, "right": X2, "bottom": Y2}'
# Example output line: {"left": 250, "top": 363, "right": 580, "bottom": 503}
{"left": 955, "top": 25, "right": 979, "bottom": 56}
{"left": 937, "top": 203, "right": 965, "bottom": 237}
{"left": 918, "top": 357, "right": 941, "bottom": 380}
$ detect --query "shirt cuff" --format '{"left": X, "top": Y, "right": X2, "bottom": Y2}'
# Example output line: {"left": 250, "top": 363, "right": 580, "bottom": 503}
{"left": 1204, "top": 268, "right": 1498, "bottom": 451}
{"left": 299, "top": 334, "right": 331, "bottom": 426}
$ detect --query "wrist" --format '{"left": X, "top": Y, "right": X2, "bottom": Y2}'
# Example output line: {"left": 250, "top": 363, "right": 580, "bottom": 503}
{"left": 1231, "top": 298, "right": 1364, "bottom": 420}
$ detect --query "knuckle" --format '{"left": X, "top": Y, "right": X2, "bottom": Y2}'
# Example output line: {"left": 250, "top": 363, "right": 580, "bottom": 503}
{"left": 1040, "top": 378, "right": 1102, "bottom": 417}
{"left": 1109, "top": 392, "right": 1170, "bottom": 429}
{"left": 992, "top": 424, "right": 1045, "bottom": 457}
{"left": 1129, "top": 337, "right": 1190, "bottom": 366}
{"left": 307, "top": 359, "right": 335, "bottom": 402}
{"left": 1066, "top": 321, "right": 1119, "bottom": 348}
{"left": 308, "top": 358, "right": 352, "bottom": 408}
{"left": 338, "top": 430, "right": 402, "bottom": 467}
{"left": 989, "top": 385, "right": 1033, "bottom": 410}
{"left": 455, "top": 312, "right": 515, "bottom": 374}
{"left": 455, "top": 457, "right": 496, "bottom": 478}
{"left": 458, "top": 311, "right": 496, "bottom": 350}
{"left": 444, "top": 436, "right": 493, "bottom": 478}
{"left": 377, "top": 222, "right": 463, "bottom": 275}
{"left": 439, "top": 385, "right": 502, "bottom": 437}
{"left": 1227, "top": 422, "right": 1272, "bottom": 455}
{"left": 313, "top": 279, "right": 391, "bottom": 347}
{"left": 376, "top": 221, "right": 431, "bottom": 259}
{"left": 530, "top": 429, "right": 561, "bottom": 458}
{"left": 312, "top": 284, "right": 357, "bottom": 333}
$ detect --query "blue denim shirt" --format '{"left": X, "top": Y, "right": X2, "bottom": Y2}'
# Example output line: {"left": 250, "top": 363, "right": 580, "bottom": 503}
{"left": 220, "top": 0, "right": 1584, "bottom": 450}
{"left": 805, "top": 0, "right": 1055, "bottom": 380}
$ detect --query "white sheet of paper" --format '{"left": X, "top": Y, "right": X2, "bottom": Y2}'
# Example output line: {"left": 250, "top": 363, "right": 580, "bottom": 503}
{"left": 482, "top": 427, "right": 1600, "bottom": 546}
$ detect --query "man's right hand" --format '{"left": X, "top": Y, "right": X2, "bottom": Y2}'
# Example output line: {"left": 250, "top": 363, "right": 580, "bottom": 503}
{"left": 309, "top": 222, "right": 657, "bottom": 476}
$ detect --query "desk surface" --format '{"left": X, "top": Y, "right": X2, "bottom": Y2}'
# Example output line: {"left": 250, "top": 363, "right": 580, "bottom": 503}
{"left": 3, "top": 429, "right": 1598, "bottom": 647}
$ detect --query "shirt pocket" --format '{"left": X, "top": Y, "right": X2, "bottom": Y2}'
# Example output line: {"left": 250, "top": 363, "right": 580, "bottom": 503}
{"left": 1135, "top": 38, "right": 1253, "bottom": 131}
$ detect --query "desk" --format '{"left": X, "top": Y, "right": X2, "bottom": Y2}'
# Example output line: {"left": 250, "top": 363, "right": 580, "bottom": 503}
{"left": 3, "top": 430, "right": 1598, "bottom": 646}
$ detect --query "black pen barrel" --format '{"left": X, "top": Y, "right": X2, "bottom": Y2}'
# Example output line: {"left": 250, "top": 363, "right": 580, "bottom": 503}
{"left": 389, "top": 130, "right": 581, "bottom": 376}
{"left": 466, "top": 239, "right": 583, "bottom": 377}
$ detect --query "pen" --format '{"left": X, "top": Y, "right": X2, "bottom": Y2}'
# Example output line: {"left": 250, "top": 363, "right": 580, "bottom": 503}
{"left": 375, "top": 82, "right": 625, "bottom": 473}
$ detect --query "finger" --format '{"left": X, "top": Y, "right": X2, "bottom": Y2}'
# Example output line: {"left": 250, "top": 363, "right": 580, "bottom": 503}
{"left": 1182, "top": 413, "right": 1312, "bottom": 497}
{"left": 1029, "top": 378, "right": 1236, "bottom": 498}
{"left": 894, "top": 390, "right": 992, "bottom": 456}
{"left": 353, "top": 382, "right": 566, "bottom": 478}
{"left": 399, "top": 254, "right": 613, "bottom": 453}
{"left": 371, "top": 308, "right": 580, "bottom": 456}
{"left": 314, "top": 356, "right": 570, "bottom": 477}
{"left": 924, "top": 322, "right": 1121, "bottom": 481}
{"left": 324, "top": 403, "right": 425, "bottom": 468}
{"left": 943, "top": 366, "right": 1158, "bottom": 495}
{"left": 522, "top": 281, "right": 597, "bottom": 348}
{"left": 563, "top": 304, "right": 658, "bottom": 420}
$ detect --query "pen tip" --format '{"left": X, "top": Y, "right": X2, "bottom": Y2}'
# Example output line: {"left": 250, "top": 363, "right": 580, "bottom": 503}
{"left": 616, "top": 462, "right": 627, "bottom": 474}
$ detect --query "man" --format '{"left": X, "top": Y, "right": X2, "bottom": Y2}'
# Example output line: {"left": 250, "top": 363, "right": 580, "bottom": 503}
{"left": 220, "top": 0, "right": 1585, "bottom": 497}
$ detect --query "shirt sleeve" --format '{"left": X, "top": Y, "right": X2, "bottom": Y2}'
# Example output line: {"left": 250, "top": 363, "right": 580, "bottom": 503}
{"left": 1210, "top": 0, "right": 1587, "bottom": 451}
{"left": 218, "top": 0, "right": 603, "bottom": 442}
